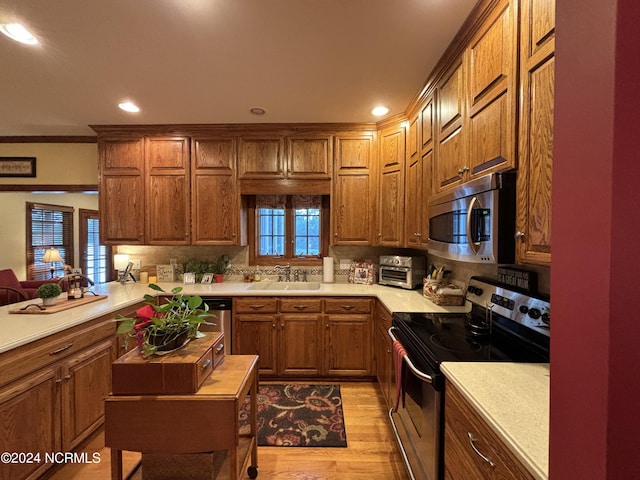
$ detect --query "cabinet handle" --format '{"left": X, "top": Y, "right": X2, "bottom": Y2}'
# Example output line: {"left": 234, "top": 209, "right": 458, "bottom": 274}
{"left": 458, "top": 168, "right": 464, "bottom": 175}
{"left": 55, "top": 374, "right": 72, "bottom": 384}
{"left": 326, "top": 323, "right": 329, "bottom": 328}
{"left": 49, "top": 343, "right": 73, "bottom": 356}
{"left": 514, "top": 231, "right": 526, "bottom": 240}
{"left": 215, "top": 344, "right": 224, "bottom": 353}
{"left": 201, "top": 359, "right": 212, "bottom": 370}
{"left": 293, "top": 305, "right": 309, "bottom": 310}
{"left": 467, "top": 432, "right": 495, "bottom": 467}
{"left": 341, "top": 305, "right": 355, "bottom": 311}
{"left": 272, "top": 323, "right": 276, "bottom": 328}
{"left": 250, "top": 304, "right": 265, "bottom": 310}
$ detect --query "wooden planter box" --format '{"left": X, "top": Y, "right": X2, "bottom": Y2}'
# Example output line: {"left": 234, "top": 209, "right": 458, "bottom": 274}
{"left": 111, "top": 331, "right": 225, "bottom": 395}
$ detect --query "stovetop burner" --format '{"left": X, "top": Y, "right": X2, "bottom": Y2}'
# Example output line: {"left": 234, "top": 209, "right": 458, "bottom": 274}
{"left": 429, "top": 333, "right": 482, "bottom": 353}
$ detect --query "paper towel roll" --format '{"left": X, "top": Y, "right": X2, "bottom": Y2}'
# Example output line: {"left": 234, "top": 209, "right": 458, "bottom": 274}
{"left": 323, "top": 257, "right": 334, "bottom": 283}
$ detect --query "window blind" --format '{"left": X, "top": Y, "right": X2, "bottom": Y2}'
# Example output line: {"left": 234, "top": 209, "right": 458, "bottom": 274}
{"left": 27, "top": 202, "right": 74, "bottom": 280}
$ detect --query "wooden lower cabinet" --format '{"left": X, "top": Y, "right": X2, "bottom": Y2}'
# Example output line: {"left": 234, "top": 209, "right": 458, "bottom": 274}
{"left": 444, "top": 380, "right": 534, "bottom": 479}
{"left": 234, "top": 296, "right": 372, "bottom": 378}
{"left": 0, "top": 309, "right": 131, "bottom": 480}
{"left": 374, "top": 301, "right": 394, "bottom": 408}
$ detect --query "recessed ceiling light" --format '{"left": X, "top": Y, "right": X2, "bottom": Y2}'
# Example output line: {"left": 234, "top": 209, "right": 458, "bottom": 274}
{"left": 371, "top": 106, "right": 390, "bottom": 116}
{"left": 250, "top": 107, "right": 266, "bottom": 115}
{"left": 118, "top": 101, "right": 140, "bottom": 113}
{"left": 0, "top": 23, "right": 39, "bottom": 45}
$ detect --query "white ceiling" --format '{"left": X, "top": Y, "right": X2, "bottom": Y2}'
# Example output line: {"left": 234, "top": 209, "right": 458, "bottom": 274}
{"left": 0, "top": 0, "right": 478, "bottom": 137}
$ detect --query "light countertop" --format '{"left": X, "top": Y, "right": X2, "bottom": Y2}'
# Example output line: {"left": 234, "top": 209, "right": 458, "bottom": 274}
{"left": 441, "top": 362, "right": 550, "bottom": 480}
{"left": 0, "top": 280, "right": 468, "bottom": 354}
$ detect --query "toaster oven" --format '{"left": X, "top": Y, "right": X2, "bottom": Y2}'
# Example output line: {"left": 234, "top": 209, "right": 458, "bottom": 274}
{"left": 379, "top": 255, "right": 426, "bottom": 290}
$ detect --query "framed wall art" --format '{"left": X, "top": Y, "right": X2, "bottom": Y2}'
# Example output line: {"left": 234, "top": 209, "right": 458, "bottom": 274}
{"left": 0, "top": 157, "right": 36, "bottom": 177}
{"left": 348, "top": 261, "right": 376, "bottom": 285}
{"left": 201, "top": 273, "right": 213, "bottom": 284}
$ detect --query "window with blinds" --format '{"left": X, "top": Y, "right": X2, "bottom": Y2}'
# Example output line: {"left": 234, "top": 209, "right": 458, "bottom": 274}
{"left": 80, "top": 209, "right": 111, "bottom": 284}
{"left": 27, "top": 202, "right": 74, "bottom": 280}
{"left": 253, "top": 195, "right": 326, "bottom": 264}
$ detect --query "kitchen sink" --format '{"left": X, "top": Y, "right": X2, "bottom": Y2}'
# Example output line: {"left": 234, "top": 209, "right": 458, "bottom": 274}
{"left": 247, "top": 281, "right": 321, "bottom": 291}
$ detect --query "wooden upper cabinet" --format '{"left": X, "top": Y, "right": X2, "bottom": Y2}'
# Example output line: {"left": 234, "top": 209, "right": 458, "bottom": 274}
{"left": 145, "top": 137, "right": 191, "bottom": 245}
{"left": 332, "top": 132, "right": 377, "bottom": 246}
{"left": 466, "top": 0, "right": 517, "bottom": 177}
{"left": 237, "top": 136, "right": 285, "bottom": 179}
{"left": 378, "top": 124, "right": 405, "bottom": 247}
{"left": 191, "top": 137, "right": 240, "bottom": 245}
{"left": 98, "top": 137, "right": 145, "bottom": 244}
{"left": 435, "top": 60, "right": 467, "bottom": 192}
{"left": 516, "top": 0, "right": 555, "bottom": 266}
{"left": 287, "top": 134, "right": 333, "bottom": 179}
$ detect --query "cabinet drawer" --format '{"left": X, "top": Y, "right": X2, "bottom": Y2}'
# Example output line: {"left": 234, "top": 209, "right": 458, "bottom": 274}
{"left": 324, "top": 298, "right": 372, "bottom": 314}
{"left": 279, "top": 298, "right": 322, "bottom": 313}
{"left": 444, "top": 381, "right": 535, "bottom": 479}
{"left": 234, "top": 297, "right": 278, "bottom": 313}
{"left": 212, "top": 334, "right": 226, "bottom": 368}
{"left": 196, "top": 348, "right": 214, "bottom": 388}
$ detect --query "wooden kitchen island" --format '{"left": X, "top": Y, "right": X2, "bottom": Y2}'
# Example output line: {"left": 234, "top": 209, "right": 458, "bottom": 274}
{"left": 104, "top": 354, "right": 259, "bottom": 480}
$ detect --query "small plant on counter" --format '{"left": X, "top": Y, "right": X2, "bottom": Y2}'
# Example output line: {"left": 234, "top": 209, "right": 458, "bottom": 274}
{"left": 179, "top": 257, "right": 210, "bottom": 283}
{"left": 211, "top": 255, "right": 229, "bottom": 275}
{"left": 115, "top": 283, "right": 215, "bottom": 357}
{"left": 36, "top": 283, "right": 62, "bottom": 305}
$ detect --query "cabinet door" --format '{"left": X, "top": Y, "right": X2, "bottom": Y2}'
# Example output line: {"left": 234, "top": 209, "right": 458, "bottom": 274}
{"left": 324, "top": 315, "right": 372, "bottom": 376}
{"left": 404, "top": 114, "right": 422, "bottom": 248}
{"left": 287, "top": 134, "right": 332, "bottom": 179}
{"left": 191, "top": 137, "right": 239, "bottom": 245}
{"left": 279, "top": 314, "right": 322, "bottom": 376}
{"left": 145, "top": 137, "right": 191, "bottom": 245}
{"left": 60, "top": 339, "right": 114, "bottom": 450}
{"left": 374, "top": 302, "right": 394, "bottom": 408}
{"left": 237, "top": 136, "right": 285, "bottom": 179}
{"left": 435, "top": 61, "right": 466, "bottom": 192}
{"left": 516, "top": 0, "right": 555, "bottom": 266}
{"left": 0, "top": 367, "right": 60, "bottom": 480}
{"left": 235, "top": 314, "right": 278, "bottom": 376}
{"left": 98, "top": 137, "right": 145, "bottom": 244}
{"left": 332, "top": 133, "right": 377, "bottom": 245}
{"left": 467, "top": 0, "right": 517, "bottom": 177}
{"left": 378, "top": 125, "right": 405, "bottom": 246}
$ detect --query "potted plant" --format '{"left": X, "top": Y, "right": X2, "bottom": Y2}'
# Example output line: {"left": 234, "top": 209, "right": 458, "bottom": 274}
{"left": 116, "top": 283, "right": 215, "bottom": 357}
{"left": 180, "top": 257, "right": 210, "bottom": 283}
{"left": 211, "top": 256, "right": 229, "bottom": 283}
{"left": 37, "top": 283, "right": 62, "bottom": 306}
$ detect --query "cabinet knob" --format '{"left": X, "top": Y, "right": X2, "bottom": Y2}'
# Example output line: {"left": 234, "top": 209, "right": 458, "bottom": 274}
{"left": 458, "top": 168, "right": 464, "bottom": 175}
{"left": 514, "top": 231, "right": 526, "bottom": 240}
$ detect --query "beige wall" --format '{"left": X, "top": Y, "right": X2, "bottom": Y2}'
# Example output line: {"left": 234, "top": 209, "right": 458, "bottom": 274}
{"left": 0, "top": 143, "right": 99, "bottom": 279}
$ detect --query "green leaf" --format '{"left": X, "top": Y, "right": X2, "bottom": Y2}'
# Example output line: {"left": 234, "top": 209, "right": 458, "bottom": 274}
{"left": 148, "top": 283, "right": 165, "bottom": 292}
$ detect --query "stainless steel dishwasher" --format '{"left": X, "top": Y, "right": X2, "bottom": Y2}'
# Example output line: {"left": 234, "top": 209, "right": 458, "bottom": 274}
{"left": 200, "top": 297, "right": 232, "bottom": 355}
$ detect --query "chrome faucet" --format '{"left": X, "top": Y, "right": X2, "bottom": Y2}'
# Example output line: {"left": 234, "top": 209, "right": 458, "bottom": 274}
{"left": 275, "top": 264, "right": 291, "bottom": 282}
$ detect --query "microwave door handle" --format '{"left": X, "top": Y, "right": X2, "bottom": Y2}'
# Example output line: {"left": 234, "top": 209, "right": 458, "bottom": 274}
{"left": 466, "top": 196, "right": 481, "bottom": 254}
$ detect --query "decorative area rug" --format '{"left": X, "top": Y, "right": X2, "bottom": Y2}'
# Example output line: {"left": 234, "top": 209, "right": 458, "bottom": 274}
{"left": 239, "top": 384, "right": 347, "bottom": 447}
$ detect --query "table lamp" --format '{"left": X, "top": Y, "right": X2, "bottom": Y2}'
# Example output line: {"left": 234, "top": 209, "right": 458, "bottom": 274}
{"left": 41, "top": 247, "right": 63, "bottom": 278}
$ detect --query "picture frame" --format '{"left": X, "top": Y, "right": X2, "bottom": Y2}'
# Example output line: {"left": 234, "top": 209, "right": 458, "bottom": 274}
{"left": 156, "top": 264, "right": 175, "bottom": 282}
{"left": 201, "top": 273, "right": 213, "bottom": 284}
{"left": 348, "top": 261, "right": 376, "bottom": 285}
{"left": 0, "top": 157, "right": 36, "bottom": 177}
{"left": 183, "top": 272, "right": 196, "bottom": 284}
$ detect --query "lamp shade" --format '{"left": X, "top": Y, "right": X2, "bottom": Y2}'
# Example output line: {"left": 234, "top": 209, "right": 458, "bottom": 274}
{"left": 41, "top": 247, "right": 63, "bottom": 263}
{"left": 113, "top": 254, "right": 130, "bottom": 270}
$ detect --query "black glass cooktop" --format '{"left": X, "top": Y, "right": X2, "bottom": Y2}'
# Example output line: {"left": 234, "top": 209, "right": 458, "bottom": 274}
{"left": 392, "top": 311, "right": 549, "bottom": 368}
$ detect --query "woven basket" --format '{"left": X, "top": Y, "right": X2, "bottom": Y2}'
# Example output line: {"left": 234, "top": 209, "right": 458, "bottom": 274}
{"left": 423, "top": 281, "right": 465, "bottom": 306}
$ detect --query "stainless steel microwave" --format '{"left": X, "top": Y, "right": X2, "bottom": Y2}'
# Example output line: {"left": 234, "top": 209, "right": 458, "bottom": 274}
{"left": 427, "top": 171, "right": 516, "bottom": 263}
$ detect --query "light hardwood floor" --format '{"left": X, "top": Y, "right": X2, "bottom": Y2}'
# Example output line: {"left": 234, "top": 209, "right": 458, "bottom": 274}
{"left": 46, "top": 382, "right": 408, "bottom": 480}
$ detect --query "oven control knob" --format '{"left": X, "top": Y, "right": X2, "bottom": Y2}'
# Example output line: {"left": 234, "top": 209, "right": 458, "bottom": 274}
{"left": 467, "top": 286, "right": 483, "bottom": 296}
{"left": 519, "top": 305, "right": 529, "bottom": 314}
{"left": 528, "top": 308, "right": 541, "bottom": 320}
{"left": 542, "top": 312, "right": 550, "bottom": 325}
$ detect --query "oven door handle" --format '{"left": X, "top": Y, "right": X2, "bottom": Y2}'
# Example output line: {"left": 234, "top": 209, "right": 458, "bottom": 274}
{"left": 388, "top": 327, "right": 433, "bottom": 384}
{"left": 466, "top": 196, "right": 481, "bottom": 254}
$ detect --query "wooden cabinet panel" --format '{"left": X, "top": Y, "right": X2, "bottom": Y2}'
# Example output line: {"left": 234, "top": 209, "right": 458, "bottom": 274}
{"left": 374, "top": 301, "right": 394, "bottom": 408}
{"left": 332, "top": 133, "right": 377, "bottom": 246}
{"left": 237, "top": 136, "right": 284, "bottom": 179}
{"left": 467, "top": 0, "right": 516, "bottom": 177}
{"left": 287, "top": 135, "right": 332, "bottom": 179}
{"left": 435, "top": 126, "right": 465, "bottom": 191}
{"left": 438, "top": 62, "right": 465, "bottom": 139}
{"left": 234, "top": 297, "right": 278, "bottom": 313}
{"left": 324, "top": 298, "right": 372, "bottom": 314}
{"left": 324, "top": 315, "right": 372, "bottom": 376}
{"left": 421, "top": 97, "right": 435, "bottom": 152}
{"left": 61, "top": 340, "right": 113, "bottom": 450}
{"left": 192, "top": 137, "right": 239, "bottom": 245}
{"left": 378, "top": 125, "right": 405, "bottom": 246}
{"left": 517, "top": 0, "right": 555, "bottom": 266}
{"left": 279, "top": 298, "right": 322, "bottom": 313}
{"left": 145, "top": 137, "right": 191, "bottom": 245}
{"left": 235, "top": 314, "right": 278, "bottom": 375}
{"left": 279, "top": 314, "right": 322, "bottom": 376}
{"left": 0, "top": 367, "right": 60, "bottom": 480}
{"left": 98, "top": 137, "right": 145, "bottom": 244}
{"left": 444, "top": 381, "right": 535, "bottom": 479}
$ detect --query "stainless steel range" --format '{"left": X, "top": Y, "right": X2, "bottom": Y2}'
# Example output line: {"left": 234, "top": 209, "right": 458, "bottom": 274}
{"left": 388, "top": 276, "right": 550, "bottom": 480}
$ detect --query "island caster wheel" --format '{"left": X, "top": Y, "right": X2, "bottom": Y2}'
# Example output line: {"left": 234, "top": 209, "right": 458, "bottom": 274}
{"left": 247, "top": 465, "right": 258, "bottom": 478}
